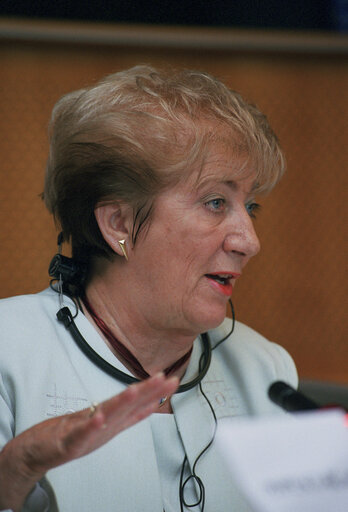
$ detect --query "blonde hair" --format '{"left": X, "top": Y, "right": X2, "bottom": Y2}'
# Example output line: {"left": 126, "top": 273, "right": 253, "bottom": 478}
{"left": 44, "top": 65, "right": 285, "bottom": 263}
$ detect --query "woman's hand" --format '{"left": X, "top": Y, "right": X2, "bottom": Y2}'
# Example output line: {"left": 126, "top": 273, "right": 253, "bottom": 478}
{"left": 0, "top": 373, "right": 178, "bottom": 512}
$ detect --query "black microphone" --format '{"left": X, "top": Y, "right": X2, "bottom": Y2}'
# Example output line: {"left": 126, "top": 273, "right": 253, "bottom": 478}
{"left": 268, "top": 381, "right": 319, "bottom": 412}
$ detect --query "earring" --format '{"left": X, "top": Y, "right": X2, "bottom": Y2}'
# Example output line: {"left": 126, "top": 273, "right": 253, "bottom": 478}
{"left": 118, "top": 239, "right": 129, "bottom": 261}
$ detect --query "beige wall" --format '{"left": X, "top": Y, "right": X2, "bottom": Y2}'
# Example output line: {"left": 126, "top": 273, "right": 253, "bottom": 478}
{"left": 0, "top": 21, "right": 347, "bottom": 383}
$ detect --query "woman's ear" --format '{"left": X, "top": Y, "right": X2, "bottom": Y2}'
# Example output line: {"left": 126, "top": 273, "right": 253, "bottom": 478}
{"left": 94, "top": 203, "right": 132, "bottom": 259}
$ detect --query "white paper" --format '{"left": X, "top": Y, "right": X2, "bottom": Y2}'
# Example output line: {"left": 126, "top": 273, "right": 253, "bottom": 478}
{"left": 216, "top": 409, "right": 348, "bottom": 512}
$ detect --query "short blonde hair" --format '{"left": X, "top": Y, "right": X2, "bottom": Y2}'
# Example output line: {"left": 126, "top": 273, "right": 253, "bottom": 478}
{"left": 44, "top": 65, "right": 285, "bottom": 263}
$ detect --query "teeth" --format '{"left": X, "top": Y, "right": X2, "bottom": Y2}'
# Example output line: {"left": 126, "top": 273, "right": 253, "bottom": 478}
{"left": 207, "top": 274, "right": 232, "bottom": 284}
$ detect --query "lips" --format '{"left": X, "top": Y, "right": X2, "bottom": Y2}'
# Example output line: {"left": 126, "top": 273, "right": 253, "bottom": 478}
{"left": 205, "top": 272, "right": 240, "bottom": 297}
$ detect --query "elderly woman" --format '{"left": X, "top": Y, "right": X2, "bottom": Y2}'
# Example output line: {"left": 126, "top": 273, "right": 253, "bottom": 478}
{"left": 0, "top": 66, "right": 297, "bottom": 512}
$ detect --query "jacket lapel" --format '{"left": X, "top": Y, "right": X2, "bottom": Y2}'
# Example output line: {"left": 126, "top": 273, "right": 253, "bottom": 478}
{"left": 171, "top": 336, "right": 251, "bottom": 511}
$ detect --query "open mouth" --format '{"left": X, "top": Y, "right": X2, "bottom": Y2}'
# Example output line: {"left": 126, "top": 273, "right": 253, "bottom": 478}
{"left": 205, "top": 274, "right": 233, "bottom": 285}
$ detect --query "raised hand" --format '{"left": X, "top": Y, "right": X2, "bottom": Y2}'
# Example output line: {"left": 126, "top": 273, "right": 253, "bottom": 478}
{"left": 0, "top": 373, "right": 179, "bottom": 512}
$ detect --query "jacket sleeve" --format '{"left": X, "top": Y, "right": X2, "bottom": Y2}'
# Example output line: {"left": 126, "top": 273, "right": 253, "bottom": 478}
{"left": 0, "top": 376, "right": 50, "bottom": 512}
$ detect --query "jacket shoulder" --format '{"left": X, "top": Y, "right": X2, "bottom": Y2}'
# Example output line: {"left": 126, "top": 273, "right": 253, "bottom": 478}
{"left": 209, "top": 318, "right": 298, "bottom": 388}
{"left": 0, "top": 289, "right": 64, "bottom": 353}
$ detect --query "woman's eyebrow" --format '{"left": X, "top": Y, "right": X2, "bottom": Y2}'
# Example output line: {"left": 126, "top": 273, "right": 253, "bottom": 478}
{"left": 224, "top": 180, "right": 238, "bottom": 191}
{"left": 195, "top": 174, "right": 239, "bottom": 189}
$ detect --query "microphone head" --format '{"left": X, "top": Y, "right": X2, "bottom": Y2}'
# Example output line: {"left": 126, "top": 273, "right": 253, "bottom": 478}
{"left": 268, "top": 381, "right": 293, "bottom": 404}
{"left": 268, "top": 381, "right": 319, "bottom": 412}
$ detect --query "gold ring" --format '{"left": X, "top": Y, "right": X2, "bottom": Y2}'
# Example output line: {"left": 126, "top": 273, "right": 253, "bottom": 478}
{"left": 89, "top": 402, "right": 99, "bottom": 417}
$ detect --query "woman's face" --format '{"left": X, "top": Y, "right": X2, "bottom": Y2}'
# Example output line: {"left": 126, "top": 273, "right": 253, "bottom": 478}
{"left": 128, "top": 146, "right": 261, "bottom": 336}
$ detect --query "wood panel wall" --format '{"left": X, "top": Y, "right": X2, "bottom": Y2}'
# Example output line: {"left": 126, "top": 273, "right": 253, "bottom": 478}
{"left": 0, "top": 20, "right": 347, "bottom": 383}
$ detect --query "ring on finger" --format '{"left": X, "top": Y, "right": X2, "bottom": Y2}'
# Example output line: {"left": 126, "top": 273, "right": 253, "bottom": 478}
{"left": 89, "top": 402, "right": 99, "bottom": 417}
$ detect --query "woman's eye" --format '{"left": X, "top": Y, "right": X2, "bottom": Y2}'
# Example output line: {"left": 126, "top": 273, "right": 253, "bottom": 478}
{"left": 205, "top": 198, "right": 226, "bottom": 212}
{"left": 245, "top": 202, "right": 261, "bottom": 218}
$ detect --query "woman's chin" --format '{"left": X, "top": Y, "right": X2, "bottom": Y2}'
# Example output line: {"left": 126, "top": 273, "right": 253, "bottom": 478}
{"left": 192, "top": 304, "right": 228, "bottom": 333}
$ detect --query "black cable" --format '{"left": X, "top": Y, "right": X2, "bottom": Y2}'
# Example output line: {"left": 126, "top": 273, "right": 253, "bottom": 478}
{"left": 57, "top": 298, "right": 233, "bottom": 511}
{"left": 212, "top": 299, "right": 235, "bottom": 350}
{"left": 50, "top": 245, "right": 234, "bottom": 511}
{"left": 50, "top": 280, "right": 80, "bottom": 318}
{"left": 179, "top": 352, "right": 218, "bottom": 511}
{"left": 178, "top": 300, "right": 234, "bottom": 510}
{"left": 56, "top": 306, "right": 212, "bottom": 393}
{"left": 56, "top": 295, "right": 233, "bottom": 511}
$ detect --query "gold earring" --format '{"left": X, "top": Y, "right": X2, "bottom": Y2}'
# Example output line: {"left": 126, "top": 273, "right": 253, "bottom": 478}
{"left": 118, "top": 239, "right": 129, "bottom": 261}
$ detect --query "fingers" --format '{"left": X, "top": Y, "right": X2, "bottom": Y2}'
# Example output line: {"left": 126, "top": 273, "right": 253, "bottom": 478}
{"left": 102, "top": 372, "right": 179, "bottom": 428}
{"left": 62, "top": 373, "right": 179, "bottom": 456}
{"left": 103, "top": 372, "right": 178, "bottom": 418}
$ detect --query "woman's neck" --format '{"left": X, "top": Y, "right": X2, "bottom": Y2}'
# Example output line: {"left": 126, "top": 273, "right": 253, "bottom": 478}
{"left": 83, "top": 271, "right": 197, "bottom": 378}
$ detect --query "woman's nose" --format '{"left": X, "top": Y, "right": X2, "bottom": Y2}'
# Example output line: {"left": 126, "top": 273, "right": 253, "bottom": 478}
{"left": 223, "top": 210, "right": 261, "bottom": 260}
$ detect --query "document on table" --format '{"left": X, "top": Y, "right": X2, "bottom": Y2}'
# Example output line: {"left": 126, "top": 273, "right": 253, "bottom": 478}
{"left": 216, "top": 409, "right": 348, "bottom": 512}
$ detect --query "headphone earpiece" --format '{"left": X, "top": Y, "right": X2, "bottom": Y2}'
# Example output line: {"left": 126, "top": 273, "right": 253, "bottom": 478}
{"left": 48, "top": 253, "right": 86, "bottom": 286}
{"left": 48, "top": 231, "right": 86, "bottom": 287}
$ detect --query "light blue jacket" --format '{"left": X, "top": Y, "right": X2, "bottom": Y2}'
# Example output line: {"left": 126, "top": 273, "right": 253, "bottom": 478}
{"left": 0, "top": 289, "right": 297, "bottom": 511}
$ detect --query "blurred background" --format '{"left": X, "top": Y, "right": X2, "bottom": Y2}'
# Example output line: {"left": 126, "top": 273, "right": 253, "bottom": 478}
{"left": 0, "top": 2, "right": 347, "bottom": 391}
{"left": 1, "top": 0, "right": 348, "bottom": 31}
